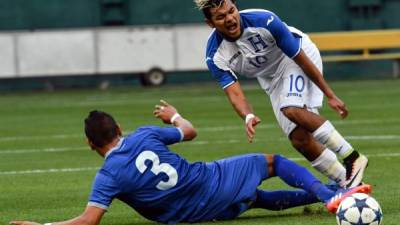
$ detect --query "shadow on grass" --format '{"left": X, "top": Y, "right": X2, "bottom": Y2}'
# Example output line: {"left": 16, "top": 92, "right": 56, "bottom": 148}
{"left": 109, "top": 206, "right": 328, "bottom": 225}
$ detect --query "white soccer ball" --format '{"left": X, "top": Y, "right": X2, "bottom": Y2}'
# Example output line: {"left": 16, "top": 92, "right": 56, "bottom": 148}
{"left": 336, "top": 193, "right": 383, "bottom": 225}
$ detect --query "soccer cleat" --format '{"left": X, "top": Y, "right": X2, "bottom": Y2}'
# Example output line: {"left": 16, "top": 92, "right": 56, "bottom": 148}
{"left": 344, "top": 154, "right": 368, "bottom": 188}
{"left": 325, "top": 184, "right": 372, "bottom": 214}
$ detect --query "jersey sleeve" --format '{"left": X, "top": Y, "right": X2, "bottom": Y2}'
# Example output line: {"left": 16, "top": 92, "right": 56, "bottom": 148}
{"left": 206, "top": 58, "right": 238, "bottom": 89}
{"left": 153, "top": 126, "right": 184, "bottom": 145}
{"left": 265, "top": 13, "right": 301, "bottom": 58}
{"left": 88, "top": 170, "right": 120, "bottom": 210}
{"left": 206, "top": 32, "right": 238, "bottom": 89}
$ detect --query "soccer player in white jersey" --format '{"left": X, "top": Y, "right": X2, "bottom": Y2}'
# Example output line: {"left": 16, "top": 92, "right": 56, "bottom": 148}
{"left": 194, "top": 0, "right": 368, "bottom": 188}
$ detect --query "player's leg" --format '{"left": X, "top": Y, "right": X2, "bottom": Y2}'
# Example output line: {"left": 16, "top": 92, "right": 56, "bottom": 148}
{"left": 265, "top": 154, "right": 335, "bottom": 202}
{"left": 251, "top": 189, "right": 319, "bottom": 210}
{"left": 284, "top": 108, "right": 347, "bottom": 186}
{"left": 253, "top": 154, "right": 372, "bottom": 213}
{"left": 282, "top": 95, "right": 367, "bottom": 188}
{"left": 268, "top": 83, "right": 347, "bottom": 186}
{"left": 301, "top": 35, "right": 368, "bottom": 188}
{"left": 312, "top": 120, "right": 368, "bottom": 188}
{"left": 208, "top": 154, "right": 271, "bottom": 221}
{"left": 213, "top": 153, "right": 325, "bottom": 219}
{"left": 272, "top": 55, "right": 366, "bottom": 187}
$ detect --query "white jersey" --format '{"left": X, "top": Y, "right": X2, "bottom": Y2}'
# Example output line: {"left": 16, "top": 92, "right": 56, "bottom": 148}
{"left": 206, "top": 9, "right": 324, "bottom": 136}
{"left": 205, "top": 9, "right": 310, "bottom": 92}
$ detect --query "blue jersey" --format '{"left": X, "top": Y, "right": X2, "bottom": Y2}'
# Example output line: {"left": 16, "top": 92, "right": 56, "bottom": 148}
{"left": 88, "top": 126, "right": 268, "bottom": 224}
{"left": 206, "top": 9, "right": 306, "bottom": 91}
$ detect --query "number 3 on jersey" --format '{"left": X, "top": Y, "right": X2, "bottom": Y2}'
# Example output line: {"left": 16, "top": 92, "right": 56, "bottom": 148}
{"left": 135, "top": 150, "right": 178, "bottom": 190}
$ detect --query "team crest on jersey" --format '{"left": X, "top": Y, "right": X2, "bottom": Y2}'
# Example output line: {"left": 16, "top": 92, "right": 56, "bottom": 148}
{"left": 247, "top": 34, "right": 269, "bottom": 53}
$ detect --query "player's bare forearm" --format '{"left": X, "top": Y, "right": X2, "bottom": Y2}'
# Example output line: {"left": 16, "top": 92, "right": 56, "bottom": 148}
{"left": 294, "top": 50, "right": 349, "bottom": 118}
{"left": 224, "top": 82, "right": 261, "bottom": 142}
{"left": 10, "top": 206, "right": 104, "bottom": 225}
{"left": 293, "top": 50, "right": 335, "bottom": 98}
{"left": 172, "top": 117, "right": 197, "bottom": 141}
{"left": 154, "top": 100, "right": 197, "bottom": 141}
{"left": 224, "top": 82, "right": 254, "bottom": 119}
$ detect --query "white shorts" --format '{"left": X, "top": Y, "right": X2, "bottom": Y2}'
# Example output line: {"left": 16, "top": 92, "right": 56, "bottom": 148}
{"left": 258, "top": 35, "right": 324, "bottom": 136}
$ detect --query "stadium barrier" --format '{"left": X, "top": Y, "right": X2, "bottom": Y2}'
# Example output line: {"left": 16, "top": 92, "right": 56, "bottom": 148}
{"left": 0, "top": 25, "right": 210, "bottom": 86}
{"left": 1, "top": 26, "right": 399, "bottom": 88}
{"left": 309, "top": 29, "right": 400, "bottom": 78}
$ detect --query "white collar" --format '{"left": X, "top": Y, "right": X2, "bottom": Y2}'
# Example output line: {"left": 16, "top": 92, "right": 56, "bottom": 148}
{"left": 104, "top": 137, "right": 125, "bottom": 160}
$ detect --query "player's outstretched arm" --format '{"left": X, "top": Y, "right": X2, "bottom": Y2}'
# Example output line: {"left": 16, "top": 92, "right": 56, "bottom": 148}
{"left": 224, "top": 82, "right": 261, "bottom": 142}
{"left": 10, "top": 206, "right": 105, "bottom": 225}
{"left": 154, "top": 100, "right": 197, "bottom": 141}
{"left": 293, "top": 50, "right": 348, "bottom": 118}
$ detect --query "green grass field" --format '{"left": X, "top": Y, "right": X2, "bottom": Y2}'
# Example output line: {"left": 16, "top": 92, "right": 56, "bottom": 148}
{"left": 0, "top": 79, "right": 399, "bottom": 225}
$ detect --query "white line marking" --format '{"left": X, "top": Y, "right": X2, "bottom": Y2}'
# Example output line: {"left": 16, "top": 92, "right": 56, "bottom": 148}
{"left": 346, "top": 135, "right": 400, "bottom": 140}
{"left": 0, "top": 135, "right": 399, "bottom": 154}
{"left": 0, "top": 147, "right": 86, "bottom": 154}
{"left": 0, "top": 134, "right": 82, "bottom": 142}
{"left": 188, "top": 139, "right": 241, "bottom": 145}
{"left": 277, "top": 135, "right": 400, "bottom": 141}
{"left": 0, "top": 167, "right": 99, "bottom": 175}
{"left": 1, "top": 153, "right": 399, "bottom": 176}
{"left": 288, "top": 153, "right": 400, "bottom": 162}
{"left": 1, "top": 118, "right": 399, "bottom": 142}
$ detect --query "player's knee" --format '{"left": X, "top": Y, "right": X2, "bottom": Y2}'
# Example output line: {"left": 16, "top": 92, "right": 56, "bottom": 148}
{"left": 271, "top": 154, "right": 285, "bottom": 175}
{"left": 289, "top": 128, "right": 312, "bottom": 150}
{"left": 265, "top": 154, "right": 276, "bottom": 177}
{"left": 290, "top": 137, "right": 310, "bottom": 150}
{"left": 266, "top": 154, "right": 289, "bottom": 177}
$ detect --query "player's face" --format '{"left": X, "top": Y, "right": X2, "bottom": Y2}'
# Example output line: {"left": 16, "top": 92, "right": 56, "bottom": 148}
{"left": 206, "top": 0, "right": 241, "bottom": 40}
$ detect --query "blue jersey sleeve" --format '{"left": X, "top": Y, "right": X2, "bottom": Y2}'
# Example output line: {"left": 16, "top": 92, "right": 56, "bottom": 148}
{"left": 265, "top": 13, "right": 301, "bottom": 58}
{"left": 152, "top": 126, "right": 183, "bottom": 145}
{"left": 136, "top": 126, "right": 183, "bottom": 145}
{"left": 88, "top": 170, "right": 120, "bottom": 210}
{"left": 206, "top": 32, "right": 238, "bottom": 89}
{"left": 206, "top": 58, "right": 237, "bottom": 89}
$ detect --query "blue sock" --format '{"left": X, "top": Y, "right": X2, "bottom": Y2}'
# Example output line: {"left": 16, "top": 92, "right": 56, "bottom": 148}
{"left": 253, "top": 189, "right": 319, "bottom": 210}
{"left": 273, "top": 155, "right": 335, "bottom": 203}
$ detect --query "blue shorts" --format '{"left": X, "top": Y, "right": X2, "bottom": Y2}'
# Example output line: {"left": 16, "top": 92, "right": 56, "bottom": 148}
{"left": 193, "top": 154, "right": 269, "bottom": 222}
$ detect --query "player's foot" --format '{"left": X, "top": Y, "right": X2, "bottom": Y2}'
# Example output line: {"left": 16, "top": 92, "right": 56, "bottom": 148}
{"left": 344, "top": 153, "right": 368, "bottom": 188}
{"left": 325, "top": 184, "right": 372, "bottom": 213}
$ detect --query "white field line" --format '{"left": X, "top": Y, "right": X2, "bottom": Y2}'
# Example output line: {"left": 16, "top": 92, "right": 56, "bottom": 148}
{"left": 0, "top": 135, "right": 399, "bottom": 155}
{"left": 345, "top": 135, "right": 400, "bottom": 140}
{"left": 5, "top": 95, "right": 227, "bottom": 109}
{"left": 1, "top": 152, "right": 400, "bottom": 176}
{"left": 0, "top": 134, "right": 82, "bottom": 142}
{"left": 288, "top": 152, "right": 400, "bottom": 162}
{"left": 0, "top": 146, "right": 86, "bottom": 154}
{"left": 0, "top": 167, "right": 99, "bottom": 175}
{"left": 1, "top": 118, "right": 400, "bottom": 143}
{"left": 277, "top": 135, "right": 400, "bottom": 141}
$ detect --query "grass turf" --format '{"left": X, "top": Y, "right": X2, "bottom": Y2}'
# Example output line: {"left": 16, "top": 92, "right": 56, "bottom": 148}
{"left": 0, "top": 79, "right": 399, "bottom": 225}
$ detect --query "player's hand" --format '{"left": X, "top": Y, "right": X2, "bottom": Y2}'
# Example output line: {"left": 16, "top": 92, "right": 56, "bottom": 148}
{"left": 10, "top": 221, "right": 42, "bottom": 225}
{"left": 153, "top": 100, "right": 178, "bottom": 124}
{"left": 245, "top": 115, "right": 261, "bottom": 143}
{"left": 328, "top": 95, "right": 348, "bottom": 119}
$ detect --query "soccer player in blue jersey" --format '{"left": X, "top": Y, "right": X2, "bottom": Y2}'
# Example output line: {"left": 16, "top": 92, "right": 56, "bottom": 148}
{"left": 11, "top": 100, "right": 371, "bottom": 225}
{"left": 194, "top": 0, "right": 368, "bottom": 188}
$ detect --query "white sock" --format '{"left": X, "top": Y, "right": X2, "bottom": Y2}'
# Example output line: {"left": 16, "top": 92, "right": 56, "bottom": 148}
{"left": 313, "top": 121, "right": 354, "bottom": 158}
{"left": 311, "top": 148, "right": 346, "bottom": 187}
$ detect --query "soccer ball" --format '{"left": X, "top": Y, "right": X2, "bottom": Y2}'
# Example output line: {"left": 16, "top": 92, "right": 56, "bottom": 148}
{"left": 336, "top": 193, "right": 383, "bottom": 225}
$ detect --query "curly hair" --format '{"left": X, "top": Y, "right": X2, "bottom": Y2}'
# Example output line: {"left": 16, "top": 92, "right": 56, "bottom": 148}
{"left": 194, "top": 0, "right": 237, "bottom": 19}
